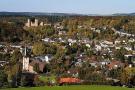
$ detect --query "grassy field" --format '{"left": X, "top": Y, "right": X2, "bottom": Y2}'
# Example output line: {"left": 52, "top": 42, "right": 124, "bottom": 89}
{"left": 1, "top": 85, "right": 134, "bottom": 90}
{"left": 39, "top": 74, "right": 56, "bottom": 83}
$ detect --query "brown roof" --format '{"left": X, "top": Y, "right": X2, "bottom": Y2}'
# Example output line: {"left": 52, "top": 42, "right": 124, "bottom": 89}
{"left": 107, "top": 60, "right": 125, "bottom": 69}
{"left": 30, "top": 60, "right": 46, "bottom": 72}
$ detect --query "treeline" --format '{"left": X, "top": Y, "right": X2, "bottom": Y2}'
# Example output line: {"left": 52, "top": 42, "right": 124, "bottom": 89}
{"left": 0, "top": 21, "right": 29, "bottom": 42}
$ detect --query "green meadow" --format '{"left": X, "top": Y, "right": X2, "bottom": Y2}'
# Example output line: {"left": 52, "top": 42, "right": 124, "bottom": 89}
{"left": 1, "top": 85, "right": 134, "bottom": 90}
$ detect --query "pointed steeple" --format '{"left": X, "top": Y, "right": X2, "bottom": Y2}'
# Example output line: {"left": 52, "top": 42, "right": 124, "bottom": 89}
{"left": 24, "top": 46, "right": 27, "bottom": 56}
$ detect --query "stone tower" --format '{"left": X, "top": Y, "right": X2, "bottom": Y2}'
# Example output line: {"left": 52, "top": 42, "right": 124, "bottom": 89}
{"left": 22, "top": 47, "right": 30, "bottom": 71}
{"left": 22, "top": 57, "right": 29, "bottom": 71}
{"left": 27, "top": 19, "right": 31, "bottom": 27}
{"left": 25, "top": 19, "right": 31, "bottom": 27}
{"left": 35, "top": 19, "right": 39, "bottom": 27}
{"left": 40, "top": 22, "right": 44, "bottom": 26}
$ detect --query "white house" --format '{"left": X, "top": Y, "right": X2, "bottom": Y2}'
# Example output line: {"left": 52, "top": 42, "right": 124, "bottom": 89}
{"left": 115, "top": 40, "right": 121, "bottom": 44}
{"left": 42, "top": 38, "right": 50, "bottom": 42}
{"left": 104, "top": 40, "right": 113, "bottom": 45}
{"left": 35, "top": 54, "right": 53, "bottom": 63}
{"left": 86, "top": 44, "right": 91, "bottom": 48}
{"left": 124, "top": 46, "right": 132, "bottom": 51}
{"left": 95, "top": 45, "right": 102, "bottom": 51}
{"left": 68, "top": 39, "right": 77, "bottom": 44}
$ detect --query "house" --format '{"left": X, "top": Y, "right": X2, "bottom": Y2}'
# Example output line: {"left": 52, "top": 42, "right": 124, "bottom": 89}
{"left": 132, "top": 61, "right": 135, "bottom": 65}
{"left": 42, "top": 38, "right": 50, "bottom": 42}
{"left": 86, "top": 44, "right": 91, "bottom": 48}
{"left": 100, "top": 61, "right": 110, "bottom": 66}
{"left": 107, "top": 60, "right": 125, "bottom": 70}
{"left": 22, "top": 56, "right": 46, "bottom": 73}
{"left": 58, "top": 38, "right": 66, "bottom": 43}
{"left": 78, "top": 25, "right": 83, "bottom": 29}
{"left": 54, "top": 22, "right": 64, "bottom": 30}
{"left": 0, "top": 61, "right": 8, "bottom": 67}
{"left": 125, "top": 54, "right": 135, "bottom": 63}
{"left": 10, "top": 45, "right": 22, "bottom": 48}
{"left": 100, "top": 42, "right": 108, "bottom": 48}
{"left": 29, "top": 60, "right": 46, "bottom": 73}
{"left": 59, "top": 78, "right": 81, "bottom": 84}
{"left": 82, "top": 38, "right": 90, "bottom": 43}
{"left": 114, "top": 29, "right": 134, "bottom": 37}
{"left": 67, "top": 68, "right": 79, "bottom": 77}
{"left": 58, "top": 31, "right": 66, "bottom": 35}
{"left": 95, "top": 45, "right": 102, "bottom": 51}
{"left": 89, "top": 61, "right": 99, "bottom": 67}
{"left": 90, "top": 27, "right": 96, "bottom": 30}
{"left": 125, "top": 46, "right": 132, "bottom": 51}
{"left": 128, "top": 38, "right": 135, "bottom": 43}
{"left": 104, "top": 40, "right": 113, "bottom": 45}
{"left": 95, "top": 29, "right": 101, "bottom": 33}
{"left": 68, "top": 39, "right": 77, "bottom": 43}
{"left": 115, "top": 46, "right": 121, "bottom": 50}
{"left": 35, "top": 54, "right": 54, "bottom": 63}
{"left": 75, "top": 62, "right": 82, "bottom": 67}
{"left": 115, "top": 40, "right": 121, "bottom": 44}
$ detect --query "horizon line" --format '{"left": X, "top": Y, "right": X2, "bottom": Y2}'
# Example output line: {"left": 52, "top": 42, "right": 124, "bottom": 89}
{"left": 0, "top": 11, "right": 134, "bottom": 15}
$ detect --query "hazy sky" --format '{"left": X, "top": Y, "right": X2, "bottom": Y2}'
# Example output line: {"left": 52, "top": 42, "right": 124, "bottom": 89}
{"left": 0, "top": 0, "right": 135, "bottom": 14}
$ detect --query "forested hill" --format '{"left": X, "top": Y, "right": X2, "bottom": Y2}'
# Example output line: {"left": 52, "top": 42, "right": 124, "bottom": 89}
{"left": 0, "top": 15, "right": 135, "bottom": 43}
{"left": 0, "top": 12, "right": 135, "bottom": 16}
{"left": 0, "top": 22, "right": 29, "bottom": 42}
{"left": 0, "top": 12, "right": 84, "bottom": 16}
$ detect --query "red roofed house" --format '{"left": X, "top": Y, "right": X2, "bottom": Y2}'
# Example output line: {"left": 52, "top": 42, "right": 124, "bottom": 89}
{"left": 107, "top": 60, "right": 125, "bottom": 70}
{"left": 59, "top": 78, "right": 81, "bottom": 84}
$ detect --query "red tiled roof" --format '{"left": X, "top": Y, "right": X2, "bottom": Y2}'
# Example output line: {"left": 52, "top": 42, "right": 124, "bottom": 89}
{"left": 107, "top": 60, "right": 124, "bottom": 69}
{"left": 59, "top": 78, "right": 81, "bottom": 83}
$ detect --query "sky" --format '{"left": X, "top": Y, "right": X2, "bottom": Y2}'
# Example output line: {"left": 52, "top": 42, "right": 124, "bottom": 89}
{"left": 0, "top": 0, "right": 135, "bottom": 14}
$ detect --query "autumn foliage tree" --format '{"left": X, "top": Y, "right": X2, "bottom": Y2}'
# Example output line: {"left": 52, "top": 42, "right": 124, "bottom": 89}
{"left": 32, "top": 41, "right": 46, "bottom": 56}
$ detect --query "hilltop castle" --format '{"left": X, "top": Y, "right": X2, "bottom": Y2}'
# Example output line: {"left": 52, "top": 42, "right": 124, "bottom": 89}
{"left": 25, "top": 18, "right": 51, "bottom": 27}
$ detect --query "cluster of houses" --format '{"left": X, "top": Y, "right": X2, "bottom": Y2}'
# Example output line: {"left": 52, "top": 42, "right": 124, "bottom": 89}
{"left": 36, "top": 23, "right": 135, "bottom": 73}
{"left": 0, "top": 19, "right": 135, "bottom": 83}
{"left": 40, "top": 33, "right": 135, "bottom": 78}
{"left": 0, "top": 34, "right": 135, "bottom": 75}
{"left": 0, "top": 44, "right": 53, "bottom": 74}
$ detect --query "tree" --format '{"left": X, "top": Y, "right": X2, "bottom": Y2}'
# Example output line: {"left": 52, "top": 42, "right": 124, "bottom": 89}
{"left": 33, "top": 63, "right": 40, "bottom": 73}
{"left": 121, "top": 67, "right": 135, "bottom": 85}
{"left": 114, "top": 47, "right": 127, "bottom": 62}
{"left": 4, "top": 62, "right": 22, "bottom": 88}
{"left": 0, "top": 70, "right": 8, "bottom": 87}
{"left": 10, "top": 49, "right": 22, "bottom": 64}
{"left": 46, "top": 44, "right": 57, "bottom": 55}
{"left": 108, "top": 68, "right": 123, "bottom": 79}
{"left": 32, "top": 42, "right": 46, "bottom": 56}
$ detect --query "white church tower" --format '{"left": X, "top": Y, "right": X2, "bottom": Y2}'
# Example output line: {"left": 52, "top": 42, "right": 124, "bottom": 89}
{"left": 22, "top": 57, "right": 29, "bottom": 71}
{"left": 22, "top": 47, "right": 30, "bottom": 71}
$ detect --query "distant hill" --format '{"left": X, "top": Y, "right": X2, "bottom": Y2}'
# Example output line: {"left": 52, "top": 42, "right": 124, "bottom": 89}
{"left": 0, "top": 12, "right": 85, "bottom": 16}
{"left": 112, "top": 13, "right": 135, "bottom": 16}
{"left": 0, "top": 12, "right": 135, "bottom": 16}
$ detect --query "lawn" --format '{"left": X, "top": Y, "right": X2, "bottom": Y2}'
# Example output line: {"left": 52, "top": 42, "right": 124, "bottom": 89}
{"left": 1, "top": 85, "right": 134, "bottom": 90}
{"left": 39, "top": 74, "right": 56, "bottom": 83}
